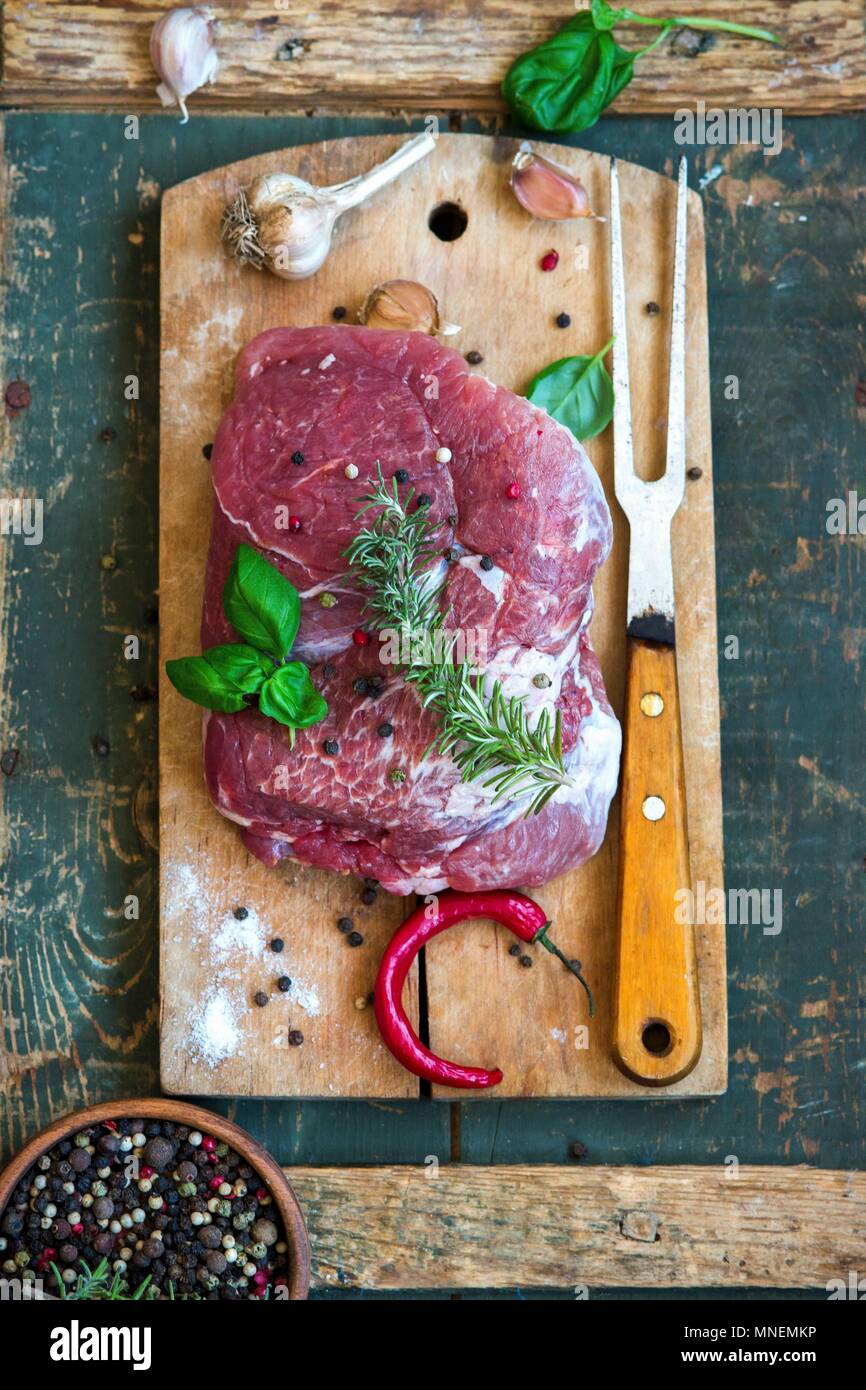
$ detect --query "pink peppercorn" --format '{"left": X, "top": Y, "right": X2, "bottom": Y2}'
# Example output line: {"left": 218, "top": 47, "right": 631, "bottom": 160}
{"left": 288, "top": 516, "right": 302, "bottom": 532}
{"left": 352, "top": 629, "right": 370, "bottom": 647}
{"left": 540, "top": 249, "right": 559, "bottom": 271}
{"left": 71, "top": 1223, "right": 84, "bottom": 1235}
{"left": 256, "top": 1187, "right": 269, "bottom": 1202}
{"left": 209, "top": 1175, "right": 223, "bottom": 1190}
{"left": 505, "top": 482, "right": 521, "bottom": 500}
{"left": 201, "top": 1135, "right": 216, "bottom": 1153}
{"left": 253, "top": 1269, "right": 268, "bottom": 1285}
{"left": 139, "top": 1165, "right": 155, "bottom": 1180}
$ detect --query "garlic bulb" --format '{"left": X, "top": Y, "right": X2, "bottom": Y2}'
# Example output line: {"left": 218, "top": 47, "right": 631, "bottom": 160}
{"left": 359, "top": 280, "right": 460, "bottom": 337}
{"left": 222, "top": 133, "right": 435, "bottom": 282}
{"left": 510, "top": 143, "right": 595, "bottom": 221}
{"left": 150, "top": 7, "right": 219, "bottom": 124}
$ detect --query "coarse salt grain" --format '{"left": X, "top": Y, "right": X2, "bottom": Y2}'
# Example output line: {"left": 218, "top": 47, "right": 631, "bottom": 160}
{"left": 435, "top": 446, "right": 452, "bottom": 463}
{"left": 191, "top": 989, "right": 241, "bottom": 1066}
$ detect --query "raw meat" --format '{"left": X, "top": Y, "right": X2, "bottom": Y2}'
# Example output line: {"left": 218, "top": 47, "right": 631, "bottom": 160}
{"left": 201, "top": 325, "right": 621, "bottom": 894}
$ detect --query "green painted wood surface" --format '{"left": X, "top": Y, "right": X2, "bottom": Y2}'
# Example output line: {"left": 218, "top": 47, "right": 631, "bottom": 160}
{"left": 1, "top": 113, "right": 864, "bottom": 1295}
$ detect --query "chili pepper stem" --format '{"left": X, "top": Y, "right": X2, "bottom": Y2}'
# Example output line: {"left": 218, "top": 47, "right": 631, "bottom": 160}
{"left": 534, "top": 922, "right": 595, "bottom": 1017}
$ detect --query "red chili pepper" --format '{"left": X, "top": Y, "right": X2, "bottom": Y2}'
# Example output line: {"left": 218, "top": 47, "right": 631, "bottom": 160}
{"left": 374, "top": 889, "right": 593, "bottom": 1090}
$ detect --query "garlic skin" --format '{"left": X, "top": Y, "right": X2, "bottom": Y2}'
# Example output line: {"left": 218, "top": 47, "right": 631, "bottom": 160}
{"left": 151, "top": 7, "right": 219, "bottom": 125}
{"left": 359, "top": 280, "right": 460, "bottom": 337}
{"left": 510, "top": 143, "right": 595, "bottom": 221}
{"left": 221, "top": 133, "right": 435, "bottom": 282}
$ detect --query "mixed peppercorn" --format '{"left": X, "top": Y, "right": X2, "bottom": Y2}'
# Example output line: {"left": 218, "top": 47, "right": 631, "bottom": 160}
{"left": 0, "top": 1119, "right": 291, "bottom": 1300}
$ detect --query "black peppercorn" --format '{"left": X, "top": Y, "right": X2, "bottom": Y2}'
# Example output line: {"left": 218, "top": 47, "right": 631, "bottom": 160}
{"left": 377, "top": 722, "right": 394, "bottom": 738}
{"left": 448, "top": 513, "right": 459, "bottom": 528}
{"left": 353, "top": 677, "right": 370, "bottom": 695}
{"left": 270, "top": 937, "right": 284, "bottom": 952}
{"left": 277, "top": 976, "right": 292, "bottom": 992}
{"left": 233, "top": 906, "right": 248, "bottom": 920}
{"left": 466, "top": 350, "right": 483, "bottom": 365}
{"left": 687, "top": 466, "right": 703, "bottom": 481}
{"left": 508, "top": 944, "right": 521, "bottom": 957}
{"left": 322, "top": 662, "right": 336, "bottom": 679}
{"left": 254, "top": 991, "right": 269, "bottom": 1007}
{"left": 480, "top": 555, "right": 494, "bottom": 571}
{"left": 288, "top": 1030, "right": 304, "bottom": 1046}
{"left": 347, "top": 931, "right": 364, "bottom": 947}
{"left": 291, "top": 450, "right": 305, "bottom": 465}
{"left": 337, "top": 917, "right": 354, "bottom": 933}
{"left": 361, "top": 888, "right": 377, "bottom": 905}
{"left": 202, "top": 442, "right": 213, "bottom": 460}
{"left": 323, "top": 739, "right": 339, "bottom": 755}
{"left": 646, "top": 301, "right": 660, "bottom": 316}
{"left": 555, "top": 312, "right": 571, "bottom": 328}
{"left": 520, "top": 954, "right": 533, "bottom": 968}
{"left": 142, "top": 1137, "right": 174, "bottom": 1172}
{"left": 394, "top": 468, "right": 410, "bottom": 484}
{"left": 416, "top": 493, "right": 431, "bottom": 508}
{"left": 332, "top": 305, "right": 347, "bottom": 320}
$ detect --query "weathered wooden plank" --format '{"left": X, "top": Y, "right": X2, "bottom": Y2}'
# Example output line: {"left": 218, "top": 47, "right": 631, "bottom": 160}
{"left": 1, "top": 108, "right": 864, "bottom": 1196}
{"left": 290, "top": 1163, "right": 866, "bottom": 1289}
{"left": 1, "top": 1, "right": 863, "bottom": 115}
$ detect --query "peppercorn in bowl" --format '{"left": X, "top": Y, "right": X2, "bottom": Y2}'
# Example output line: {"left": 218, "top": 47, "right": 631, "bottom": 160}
{"left": 0, "top": 1098, "right": 310, "bottom": 1299}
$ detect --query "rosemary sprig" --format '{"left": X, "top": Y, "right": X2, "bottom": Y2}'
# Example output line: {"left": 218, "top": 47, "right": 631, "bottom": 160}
{"left": 344, "top": 466, "right": 573, "bottom": 816}
{"left": 51, "top": 1257, "right": 157, "bottom": 1301}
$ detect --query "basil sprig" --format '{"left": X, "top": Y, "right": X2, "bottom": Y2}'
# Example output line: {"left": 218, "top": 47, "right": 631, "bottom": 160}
{"left": 166, "top": 543, "right": 327, "bottom": 737}
{"left": 526, "top": 337, "right": 614, "bottom": 440}
{"left": 503, "top": 0, "right": 778, "bottom": 135}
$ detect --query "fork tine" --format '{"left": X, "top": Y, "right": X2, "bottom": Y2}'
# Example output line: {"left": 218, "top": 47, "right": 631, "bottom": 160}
{"left": 664, "top": 156, "right": 688, "bottom": 490}
{"left": 609, "top": 158, "right": 634, "bottom": 494}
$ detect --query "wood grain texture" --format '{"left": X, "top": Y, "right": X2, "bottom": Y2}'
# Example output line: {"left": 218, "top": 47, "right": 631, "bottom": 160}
{"left": 1, "top": 1, "right": 864, "bottom": 116}
{"left": 613, "top": 639, "right": 702, "bottom": 1085}
{"left": 2, "top": 110, "right": 864, "bottom": 1266}
{"left": 288, "top": 1162, "right": 866, "bottom": 1290}
{"left": 160, "top": 132, "right": 725, "bottom": 1100}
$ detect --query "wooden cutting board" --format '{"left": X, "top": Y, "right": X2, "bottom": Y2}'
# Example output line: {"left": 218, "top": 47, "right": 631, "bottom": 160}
{"left": 159, "top": 133, "right": 725, "bottom": 1099}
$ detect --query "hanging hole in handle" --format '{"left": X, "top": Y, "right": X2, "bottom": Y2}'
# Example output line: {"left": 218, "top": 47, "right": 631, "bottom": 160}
{"left": 428, "top": 202, "right": 468, "bottom": 241}
{"left": 641, "top": 1020, "right": 673, "bottom": 1056}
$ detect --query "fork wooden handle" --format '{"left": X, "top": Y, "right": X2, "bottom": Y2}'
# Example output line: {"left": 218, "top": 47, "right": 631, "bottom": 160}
{"left": 612, "top": 637, "right": 702, "bottom": 1086}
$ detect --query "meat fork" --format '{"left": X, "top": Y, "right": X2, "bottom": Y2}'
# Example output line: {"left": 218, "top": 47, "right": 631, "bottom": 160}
{"left": 610, "top": 156, "right": 702, "bottom": 1086}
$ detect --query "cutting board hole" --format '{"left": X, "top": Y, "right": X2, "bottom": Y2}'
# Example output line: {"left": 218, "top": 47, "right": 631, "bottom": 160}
{"left": 641, "top": 1020, "right": 673, "bottom": 1056}
{"left": 429, "top": 202, "right": 468, "bottom": 241}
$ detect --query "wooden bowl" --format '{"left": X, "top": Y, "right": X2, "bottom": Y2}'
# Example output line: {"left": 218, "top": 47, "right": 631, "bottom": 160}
{"left": 0, "top": 1098, "right": 310, "bottom": 1299}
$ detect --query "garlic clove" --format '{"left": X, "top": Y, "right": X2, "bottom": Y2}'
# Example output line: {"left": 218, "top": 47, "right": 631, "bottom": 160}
{"left": 151, "top": 6, "right": 219, "bottom": 125}
{"left": 221, "top": 135, "right": 435, "bottom": 282}
{"left": 359, "top": 280, "right": 460, "bottom": 337}
{"left": 510, "top": 143, "right": 595, "bottom": 221}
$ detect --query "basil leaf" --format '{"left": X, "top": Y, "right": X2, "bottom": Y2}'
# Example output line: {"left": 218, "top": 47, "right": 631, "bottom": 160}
{"left": 258, "top": 661, "right": 329, "bottom": 729}
{"left": 166, "top": 644, "right": 273, "bottom": 713}
{"left": 502, "top": 15, "right": 636, "bottom": 135}
{"left": 526, "top": 338, "right": 614, "bottom": 441}
{"left": 503, "top": 7, "right": 776, "bottom": 135}
{"left": 223, "top": 543, "right": 301, "bottom": 658}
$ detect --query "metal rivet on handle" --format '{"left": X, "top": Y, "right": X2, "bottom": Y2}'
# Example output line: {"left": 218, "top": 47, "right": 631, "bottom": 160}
{"left": 640, "top": 692, "right": 665, "bottom": 718}
{"left": 642, "top": 795, "right": 666, "bottom": 821}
